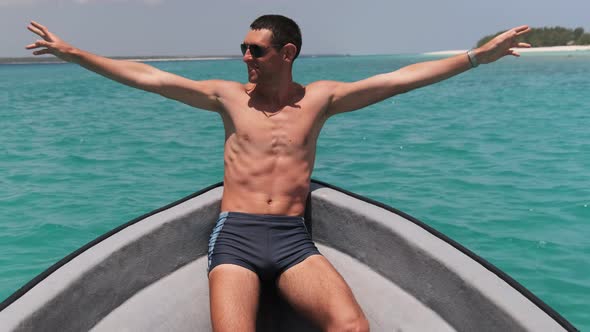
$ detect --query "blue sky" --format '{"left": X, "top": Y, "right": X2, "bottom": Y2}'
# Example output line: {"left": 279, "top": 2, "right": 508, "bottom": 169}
{"left": 2, "top": 0, "right": 589, "bottom": 57}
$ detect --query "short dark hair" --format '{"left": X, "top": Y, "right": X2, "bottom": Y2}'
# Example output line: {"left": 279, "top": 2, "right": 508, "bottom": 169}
{"left": 250, "top": 14, "right": 302, "bottom": 59}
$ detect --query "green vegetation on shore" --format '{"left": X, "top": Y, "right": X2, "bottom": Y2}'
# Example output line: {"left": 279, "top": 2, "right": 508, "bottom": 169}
{"left": 477, "top": 26, "right": 590, "bottom": 47}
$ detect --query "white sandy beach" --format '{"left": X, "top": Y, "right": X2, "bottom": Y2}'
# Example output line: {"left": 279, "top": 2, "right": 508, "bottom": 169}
{"left": 424, "top": 45, "right": 590, "bottom": 55}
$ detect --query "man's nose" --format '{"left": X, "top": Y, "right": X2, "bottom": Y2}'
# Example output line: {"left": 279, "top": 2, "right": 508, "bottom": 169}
{"left": 243, "top": 49, "right": 253, "bottom": 62}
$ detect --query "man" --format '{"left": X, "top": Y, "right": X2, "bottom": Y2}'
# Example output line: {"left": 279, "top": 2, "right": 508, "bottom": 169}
{"left": 26, "top": 15, "right": 531, "bottom": 332}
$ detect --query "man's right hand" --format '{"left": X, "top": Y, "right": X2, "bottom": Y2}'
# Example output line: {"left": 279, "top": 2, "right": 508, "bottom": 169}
{"left": 26, "top": 21, "right": 78, "bottom": 62}
{"left": 23, "top": 20, "right": 231, "bottom": 113}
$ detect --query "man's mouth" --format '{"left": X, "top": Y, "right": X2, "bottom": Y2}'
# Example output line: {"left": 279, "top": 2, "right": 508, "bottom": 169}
{"left": 248, "top": 65, "right": 259, "bottom": 74}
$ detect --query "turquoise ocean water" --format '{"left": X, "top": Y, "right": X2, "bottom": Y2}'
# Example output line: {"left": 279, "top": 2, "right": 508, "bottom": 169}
{"left": 1, "top": 53, "right": 589, "bottom": 329}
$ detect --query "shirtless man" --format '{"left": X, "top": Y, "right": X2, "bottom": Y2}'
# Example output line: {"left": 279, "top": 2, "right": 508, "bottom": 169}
{"left": 26, "top": 15, "right": 531, "bottom": 331}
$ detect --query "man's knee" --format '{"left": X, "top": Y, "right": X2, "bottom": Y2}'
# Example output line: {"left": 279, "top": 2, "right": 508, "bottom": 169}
{"left": 329, "top": 314, "right": 370, "bottom": 332}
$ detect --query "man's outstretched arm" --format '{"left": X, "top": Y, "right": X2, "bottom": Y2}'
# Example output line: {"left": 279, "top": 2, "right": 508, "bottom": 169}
{"left": 324, "top": 25, "right": 531, "bottom": 117}
{"left": 25, "top": 21, "right": 227, "bottom": 112}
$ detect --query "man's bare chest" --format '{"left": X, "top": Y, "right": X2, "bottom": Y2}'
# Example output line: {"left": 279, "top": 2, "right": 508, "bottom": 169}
{"left": 222, "top": 103, "right": 326, "bottom": 150}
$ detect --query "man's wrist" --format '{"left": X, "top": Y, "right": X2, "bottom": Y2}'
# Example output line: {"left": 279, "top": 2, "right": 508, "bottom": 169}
{"left": 65, "top": 47, "right": 84, "bottom": 64}
{"left": 467, "top": 49, "right": 479, "bottom": 68}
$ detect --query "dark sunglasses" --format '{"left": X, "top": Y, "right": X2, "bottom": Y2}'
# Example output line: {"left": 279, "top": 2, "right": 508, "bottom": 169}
{"left": 240, "top": 43, "right": 280, "bottom": 58}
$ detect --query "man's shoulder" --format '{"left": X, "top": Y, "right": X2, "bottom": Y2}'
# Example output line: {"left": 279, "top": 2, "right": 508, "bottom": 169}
{"left": 305, "top": 80, "right": 339, "bottom": 89}
{"left": 211, "top": 80, "right": 249, "bottom": 97}
{"left": 303, "top": 81, "right": 345, "bottom": 104}
{"left": 304, "top": 80, "right": 341, "bottom": 95}
{"left": 212, "top": 80, "right": 246, "bottom": 89}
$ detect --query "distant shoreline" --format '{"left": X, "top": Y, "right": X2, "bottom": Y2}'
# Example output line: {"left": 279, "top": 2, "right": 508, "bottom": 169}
{"left": 0, "top": 54, "right": 348, "bottom": 65}
{"left": 3, "top": 46, "right": 588, "bottom": 64}
{"left": 424, "top": 45, "right": 590, "bottom": 56}
{"left": 0, "top": 55, "right": 239, "bottom": 65}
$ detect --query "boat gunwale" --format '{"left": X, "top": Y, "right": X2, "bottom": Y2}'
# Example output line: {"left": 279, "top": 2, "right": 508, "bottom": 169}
{"left": 311, "top": 179, "right": 578, "bottom": 332}
{"left": 0, "top": 179, "right": 578, "bottom": 331}
{"left": 0, "top": 182, "right": 224, "bottom": 312}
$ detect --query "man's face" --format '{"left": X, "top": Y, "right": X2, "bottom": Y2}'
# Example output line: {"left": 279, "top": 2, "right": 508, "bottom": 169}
{"left": 242, "top": 29, "right": 281, "bottom": 83}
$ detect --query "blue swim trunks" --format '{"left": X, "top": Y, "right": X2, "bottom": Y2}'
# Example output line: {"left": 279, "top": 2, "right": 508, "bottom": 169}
{"left": 207, "top": 211, "right": 321, "bottom": 281}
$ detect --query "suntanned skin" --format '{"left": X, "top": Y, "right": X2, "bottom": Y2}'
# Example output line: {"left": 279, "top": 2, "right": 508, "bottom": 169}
{"left": 26, "top": 21, "right": 531, "bottom": 331}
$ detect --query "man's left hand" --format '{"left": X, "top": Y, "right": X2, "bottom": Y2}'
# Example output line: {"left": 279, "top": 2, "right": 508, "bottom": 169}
{"left": 474, "top": 25, "right": 532, "bottom": 65}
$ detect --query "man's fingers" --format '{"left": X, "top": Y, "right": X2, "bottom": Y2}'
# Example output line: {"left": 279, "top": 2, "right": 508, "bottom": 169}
{"left": 32, "top": 48, "right": 51, "bottom": 56}
{"left": 30, "top": 21, "right": 48, "bottom": 33}
{"left": 27, "top": 25, "right": 46, "bottom": 38}
{"left": 511, "top": 40, "right": 531, "bottom": 48}
{"left": 25, "top": 40, "right": 50, "bottom": 50}
{"left": 515, "top": 25, "right": 531, "bottom": 36}
{"left": 30, "top": 21, "right": 54, "bottom": 41}
{"left": 507, "top": 49, "right": 521, "bottom": 57}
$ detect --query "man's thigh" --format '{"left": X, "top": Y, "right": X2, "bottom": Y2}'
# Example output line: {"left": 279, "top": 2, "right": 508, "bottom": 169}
{"left": 276, "top": 255, "right": 367, "bottom": 329}
{"left": 209, "top": 264, "right": 260, "bottom": 332}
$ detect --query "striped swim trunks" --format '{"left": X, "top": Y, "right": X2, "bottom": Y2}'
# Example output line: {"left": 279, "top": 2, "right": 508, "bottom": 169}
{"left": 207, "top": 211, "right": 321, "bottom": 281}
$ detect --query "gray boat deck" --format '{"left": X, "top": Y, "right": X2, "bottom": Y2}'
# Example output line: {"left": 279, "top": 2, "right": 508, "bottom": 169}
{"left": 0, "top": 181, "right": 574, "bottom": 331}
{"left": 91, "top": 245, "right": 455, "bottom": 332}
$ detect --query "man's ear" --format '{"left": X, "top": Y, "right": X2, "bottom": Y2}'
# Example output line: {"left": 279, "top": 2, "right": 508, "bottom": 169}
{"left": 282, "top": 43, "right": 297, "bottom": 62}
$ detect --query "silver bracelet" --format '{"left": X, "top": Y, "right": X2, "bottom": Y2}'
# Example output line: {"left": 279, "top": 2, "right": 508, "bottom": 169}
{"left": 467, "top": 49, "right": 479, "bottom": 68}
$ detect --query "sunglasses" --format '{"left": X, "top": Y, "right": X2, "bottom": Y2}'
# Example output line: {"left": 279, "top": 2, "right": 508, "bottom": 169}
{"left": 240, "top": 43, "right": 280, "bottom": 58}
